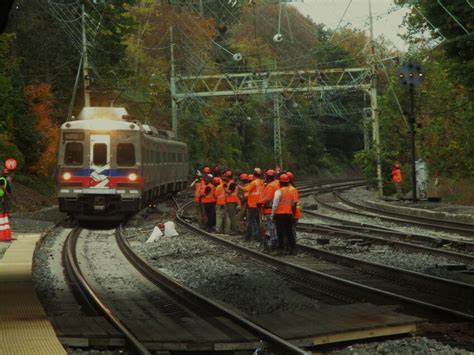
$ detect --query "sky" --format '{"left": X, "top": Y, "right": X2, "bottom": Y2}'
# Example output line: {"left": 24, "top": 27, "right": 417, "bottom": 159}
{"left": 292, "top": 0, "right": 410, "bottom": 50}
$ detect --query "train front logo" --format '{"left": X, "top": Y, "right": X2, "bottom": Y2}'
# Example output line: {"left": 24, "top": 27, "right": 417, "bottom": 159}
{"left": 89, "top": 166, "right": 111, "bottom": 188}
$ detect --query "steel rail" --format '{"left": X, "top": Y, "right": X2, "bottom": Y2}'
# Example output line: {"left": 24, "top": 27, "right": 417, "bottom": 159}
{"left": 312, "top": 192, "right": 472, "bottom": 237}
{"left": 297, "top": 223, "right": 474, "bottom": 264}
{"left": 175, "top": 200, "right": 474, "bottom": 322}
{"left": 64, "top": 228, "right": 151, "bottom": 355}
{"left": 334, "top": 192, "right": 474, "bottom": 236}
{"left": 295, "top": 242, "right": 474, "bottom": 306}
{"left": 116, "top": 224, "right": 309, "bottom": 355}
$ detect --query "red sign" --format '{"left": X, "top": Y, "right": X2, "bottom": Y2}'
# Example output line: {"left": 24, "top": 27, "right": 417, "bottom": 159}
{"left": 4, "top": 158, "right": 17, "bottom": 170}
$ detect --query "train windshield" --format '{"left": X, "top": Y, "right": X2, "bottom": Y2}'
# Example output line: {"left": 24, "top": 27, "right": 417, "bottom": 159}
{"left": 93, "top": 143, "right": 107, "bottom": 166}
{"left": 64, "top": 142, "right": 83, "bottom": 166}
{"left": 117, "top": 143, "right": 135, "bottom": 166}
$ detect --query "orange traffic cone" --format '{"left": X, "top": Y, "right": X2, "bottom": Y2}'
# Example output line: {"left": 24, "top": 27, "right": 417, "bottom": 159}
{"left": 0, "top": 212, "right": 13, "bottom": 241}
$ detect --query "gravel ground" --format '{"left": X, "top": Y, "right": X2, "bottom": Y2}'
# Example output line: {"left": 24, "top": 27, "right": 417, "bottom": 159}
{"left": 124, "top": 211, "right": 321, "bottom": 316}
{"left": 298, "top": 231, "right": 474, "bottom": 285}
{"left": 326, "top": 335, "right": 473, "bottom": 354}
{"left": 32, "top": 227, "right": 83, "bottom": 316}
{"left": 0, "top": 243, "right": 9, "bottom": 258}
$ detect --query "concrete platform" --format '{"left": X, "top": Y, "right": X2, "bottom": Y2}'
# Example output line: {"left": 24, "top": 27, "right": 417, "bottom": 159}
{"left": 0, "top": 234, "right": 66, "bottom": 355}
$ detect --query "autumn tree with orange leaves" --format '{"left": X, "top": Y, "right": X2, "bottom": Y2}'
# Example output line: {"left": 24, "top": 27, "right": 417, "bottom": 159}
{"left": 24, "top": 84, "right": 59, "bottom": 176}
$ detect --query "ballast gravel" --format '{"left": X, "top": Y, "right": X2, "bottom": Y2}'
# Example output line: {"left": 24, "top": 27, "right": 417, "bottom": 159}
{"left": 326, "top": 335, "right": 472, "bottom": 355}
{"left": 32, "top": 227, "right": 83, "bottom": 316}
{"left": 298, "top": 232, "right": 474, "bottom": 285}
{"left": 123, "top": 221, "right": 321, "bottom": 316}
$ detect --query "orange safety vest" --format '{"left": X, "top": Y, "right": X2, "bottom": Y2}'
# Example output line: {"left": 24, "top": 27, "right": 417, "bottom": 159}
{"left": 215, "top": 183, "right": 226, "bottom": 205}
{"left": 225, "top": 179, "right": 240, "bottom": 203}
{"left": 200, "top": 182, "right": 216, "bottom": 203}
{"left": 259, "top": 180, "right": 280, "bottom": 215}
{"left": 391, "top": 168, "right": 403, "bottom": 183}
{"left": 289, "top": 185, "right": 301, "bottom": 219}
{"left": 275, "top": 186, "right": 295, "bottom": 215}
{"left": 194, "top": 180, "right": 203, "bottom": 202}
{"left": 245, "top": 178, "right": 264, "bottom": 208}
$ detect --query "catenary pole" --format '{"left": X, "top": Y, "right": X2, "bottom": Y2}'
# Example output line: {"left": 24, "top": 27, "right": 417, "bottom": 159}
{"left": 369, "top": 0, "right": 383, "bottom": 197}
{"left": 82, "top": 3, "right": 91, "bottom": 107}
{"left": 170, "top": 26, "right": 178, "bottom": 137}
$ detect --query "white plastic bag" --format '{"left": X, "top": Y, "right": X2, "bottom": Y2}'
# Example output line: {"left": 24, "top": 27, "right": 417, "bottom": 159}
{"left": 146, "top": 225, "right": 163, "bottom": 243}
{"left": 164, "top": 221, "right": 179, "bottom": 237}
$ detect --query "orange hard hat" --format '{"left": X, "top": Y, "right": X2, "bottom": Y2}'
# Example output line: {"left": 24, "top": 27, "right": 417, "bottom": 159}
{"left": 266, "top": 169, "right": 275, "bottom": 177}
{"left": 279, "top": 173, "right": 289, "bottom": 183}
{"left": 248, "top": 174, "right": 254, "bottom": 181}
{"left": 202, "top": 166, "right": 211, "bottom": 174}
{"left": 239, "top": 173, "right": 248, "bottom": 180}
{"left": 286, "top": 171, "right": 294, "bottom": 181}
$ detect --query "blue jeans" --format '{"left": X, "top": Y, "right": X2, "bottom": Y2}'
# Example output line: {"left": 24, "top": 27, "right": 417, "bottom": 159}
{"left": 264, "top": 214, "right": 276, "bottom": 247}
{"left": 246, "top": 207, "right": 260, "bottom": 240}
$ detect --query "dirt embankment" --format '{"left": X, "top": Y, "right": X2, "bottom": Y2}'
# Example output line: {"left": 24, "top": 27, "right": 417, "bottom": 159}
{"left": 7, "top": 182, "right": 56, "bottom": 213}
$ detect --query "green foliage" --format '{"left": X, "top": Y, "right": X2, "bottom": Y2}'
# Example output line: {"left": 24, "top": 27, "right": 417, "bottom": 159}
{"left": 397, "top": 0, "right": 474, "bottom": 88}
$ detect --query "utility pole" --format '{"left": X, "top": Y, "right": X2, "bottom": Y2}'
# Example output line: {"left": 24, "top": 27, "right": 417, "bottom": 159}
{"left": 274, "top": 93, "right": 283, "bottom": 169}
{"left": 398, "top": 61, "right": 424, "bottom": 203}
{"left": 170, "top": 26, "right": 178, "bottom": 137}
{"left": 369, "top": 0, "right": 383, "bottom": 197}
{"left": 81, "top": 3, "right": 91, "bottom": 107}
{"left": 363, "top": 94, "right": 370, "bottom": 152}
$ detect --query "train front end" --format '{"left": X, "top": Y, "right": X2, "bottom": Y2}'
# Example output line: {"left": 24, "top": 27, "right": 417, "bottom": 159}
{"left": 57, "top": 107, "right": 143, "bottom": 221}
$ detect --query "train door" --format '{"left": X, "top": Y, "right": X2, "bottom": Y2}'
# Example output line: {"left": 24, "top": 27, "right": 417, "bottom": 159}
{"left": 89, "top": 134, "right": 111, "bottom": 189}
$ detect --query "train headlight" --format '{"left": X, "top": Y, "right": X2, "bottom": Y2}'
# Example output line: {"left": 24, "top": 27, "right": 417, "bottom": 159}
{"left": 62, "top": 172, "right": 72, "bottom": 180}
{"left": 128, "top": 173, "right": 138, "bottom": 181}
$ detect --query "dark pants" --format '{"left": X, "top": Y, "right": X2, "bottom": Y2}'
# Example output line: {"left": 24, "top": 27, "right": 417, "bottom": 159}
{"left": 246, "top": 207, "right": 259, "bottom": 240}
{"left": 203, "top": 202, "right": 216, "bottom": 230}
{"left": 275, "top": 214, "right": 295, "bottom": 252}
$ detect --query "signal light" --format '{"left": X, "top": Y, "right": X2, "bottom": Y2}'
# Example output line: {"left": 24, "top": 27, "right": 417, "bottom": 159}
{"left": 62, "top": 172, "right": 72, "bottom": 180}
{"left": 128, "top": 173, "right": 138, "bottom": 181}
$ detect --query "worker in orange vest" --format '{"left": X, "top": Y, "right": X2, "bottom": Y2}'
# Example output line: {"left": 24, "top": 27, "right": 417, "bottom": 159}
{"left": 224, "top": 170, "right": 239, "bottom": 235}
{"left": 286, "top": 171, "right": 301, "bottom": 239}
{"left": 236, "top": 173, "right": 249, "bottom": 233}
{"left": 214, "top": 177, "right": 227, "bottom": 234}
{"left": 190, "top": 172, "right": 205, "bottom": 227}
{"left": 272, "top": 173, "right": 297, "bottom": 255}
{"left": 391, "top": 163, "right": 403, "bottom": 200}
{"left": 258, "top": 169, "right": 279, "bottom": 249}
{"left": 200, "top": 174, "right": 216, "bottom": 232}
{"left": 240, "top": 168, "right": 264, "bottom": 241}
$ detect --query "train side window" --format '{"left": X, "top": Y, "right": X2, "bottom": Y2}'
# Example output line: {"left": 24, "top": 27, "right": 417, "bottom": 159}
{"left": 117, "top": 143, "right": 135, "bottom": 166}
{"left": 93, "top": 143, "right": 107, "bottom": 166}
{"left": 65, "top": 142, "right": 83, "bottom": 166}
{"left": 172, "top": 152, "right": 176, "bottom": 162}
{"left": 157, "top": 151, "right": 161, "bottom": 163}
{"left": 177, "top": 153, "right": 183, "bottom": 163}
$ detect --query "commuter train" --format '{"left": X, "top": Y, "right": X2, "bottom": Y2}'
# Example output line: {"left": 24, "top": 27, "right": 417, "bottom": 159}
{"left": 57, "top": 107, "right": 188, "bottom": 221}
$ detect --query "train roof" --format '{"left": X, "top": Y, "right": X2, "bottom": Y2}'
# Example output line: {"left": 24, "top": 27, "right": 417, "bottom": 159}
{"left": 78, "top": 107, "right": 128, "bottom": 121}
{"left": 61, "top": 118, "right": 140, "bottom": 131}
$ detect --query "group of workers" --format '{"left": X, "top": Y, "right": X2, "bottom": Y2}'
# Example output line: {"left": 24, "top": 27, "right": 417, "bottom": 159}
{"left": 191, "top": 166, "right": 301, "bottom": 255}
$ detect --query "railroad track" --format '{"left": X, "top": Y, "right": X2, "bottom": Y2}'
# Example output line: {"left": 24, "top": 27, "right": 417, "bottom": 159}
{"left": 297, "top": 222, "right": 474, "bottom": 265}
{"left": 175, "top": 198, "right": 474, "bottom": 323}
{"left": 311, "top": 191, "right": 474, "bottom": 238}
{"left": 64, "top": 227, "right": 308, "bottom": 354}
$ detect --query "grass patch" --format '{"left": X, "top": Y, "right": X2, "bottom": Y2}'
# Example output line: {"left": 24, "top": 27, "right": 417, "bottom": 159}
{"left": 431, "top": 178, "right": 474, "bottom": 205}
